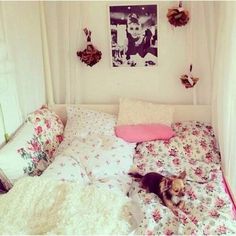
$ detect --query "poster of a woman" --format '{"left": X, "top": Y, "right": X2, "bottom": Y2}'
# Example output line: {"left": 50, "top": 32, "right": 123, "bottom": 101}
{"left": 109, "top": 4, "right": 158, "bottom": 67}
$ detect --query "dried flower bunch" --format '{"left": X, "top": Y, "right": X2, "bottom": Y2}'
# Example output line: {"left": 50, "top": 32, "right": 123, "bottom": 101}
{"left": 180, "top": 64, "right": 199, "bottom": 89}
{"left": 167, "top": 1, "right": 190, "bottom": 27}
{"left": 77, "top": 28, "right": 102, "bottom": 67}
{"left": 180, "top": 74, "right": 199, "bottom": 88}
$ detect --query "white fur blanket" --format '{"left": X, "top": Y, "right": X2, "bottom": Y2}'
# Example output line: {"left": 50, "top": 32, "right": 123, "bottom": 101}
{"left": 0, "top": 177, "right": 132, "bottom": 235}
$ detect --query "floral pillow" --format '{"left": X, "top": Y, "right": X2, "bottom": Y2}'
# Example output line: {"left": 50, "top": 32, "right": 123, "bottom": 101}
{"left": 56, "top": 106, "right": 117, "bottom": 155}
{"left": 67, "top": 106, "right": 116, "bottom": 136}
{"left": 27, "top": 105, "right": 64, "bottom": 158}
{"left": 171, "top": 121, "right": 221, "bottom": 164}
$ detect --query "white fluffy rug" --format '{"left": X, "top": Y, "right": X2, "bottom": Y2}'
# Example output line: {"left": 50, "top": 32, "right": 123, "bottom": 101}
{"left": 0, "top": 177, "right": 132, "bottom": 235}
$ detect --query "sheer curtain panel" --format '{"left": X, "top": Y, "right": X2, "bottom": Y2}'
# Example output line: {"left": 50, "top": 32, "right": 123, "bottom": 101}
{"left": 212, "top": 2, "right": 236, "bottom": 197}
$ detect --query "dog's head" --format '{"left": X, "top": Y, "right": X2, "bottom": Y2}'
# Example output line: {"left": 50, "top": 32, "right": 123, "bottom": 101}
{"left": 169, "top": 171, "right": 186, "bottom": 197}
{"left": 160, "top": 171, "right": 186, "bottom": 197}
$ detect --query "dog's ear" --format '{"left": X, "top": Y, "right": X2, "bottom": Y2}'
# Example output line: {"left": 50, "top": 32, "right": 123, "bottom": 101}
{"left": 160, "top": 178, "right": 172, "bottom": 193}
{"left": 179, "top": 171, "right": 186, "bottom": 179}
{"left": 168, "top": 175, "right": 177, "bottom": 180}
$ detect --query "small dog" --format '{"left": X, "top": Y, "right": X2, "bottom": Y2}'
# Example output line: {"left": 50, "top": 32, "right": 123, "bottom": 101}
{"left": 129, "top": 171, "right": 186, "bottom": 213}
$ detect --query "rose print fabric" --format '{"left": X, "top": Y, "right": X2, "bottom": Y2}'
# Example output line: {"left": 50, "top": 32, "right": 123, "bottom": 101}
{"left": 16, "top": 106, "right": 64, "bottom": 177}
{"left": 27, "top": 106, "right": 64, "bottom": 159}
{"left": 17, "top": 134, "right": 50, "bottom": 176}
{"left": 129, "top": 121, "right": 236, "bottom": 235}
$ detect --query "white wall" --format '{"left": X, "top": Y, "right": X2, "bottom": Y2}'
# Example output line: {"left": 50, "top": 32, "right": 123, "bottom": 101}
{"left": 74, "top": 1, "right": 212, "bottom": 105}
{"left": 1, "top": 1, "right": 214, "bottom": 115}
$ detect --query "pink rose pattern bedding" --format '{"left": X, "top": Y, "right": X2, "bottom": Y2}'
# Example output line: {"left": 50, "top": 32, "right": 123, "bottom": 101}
{"left": 129, "top": 121, "right": 236, "bottom": 235}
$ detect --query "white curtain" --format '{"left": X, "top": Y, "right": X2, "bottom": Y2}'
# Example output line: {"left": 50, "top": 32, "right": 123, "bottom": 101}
{"left": 212, "top": 2, "right": 236, "bottom": 197}
{"left": 187, "top": 1, "right": 216, "bottom": 105}
{"left": 0, "top": 2, "right": 22, "bottom": 144}
{"left": 0, "top": 1, "right": 46, "bottom": 144}
{"left": 43, "top": 2, "right": 82, "bottom": 104}
{"left": 2, "top": 1, "right": 45, "bottom": 119}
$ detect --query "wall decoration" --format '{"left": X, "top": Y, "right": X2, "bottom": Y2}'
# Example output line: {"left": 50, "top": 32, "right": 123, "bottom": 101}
{"left": 180, "top": 64, "right": 199, "bottom": 89}
{"left": 180, "top": 64, "right": 199, "bottom": 105}
{"left": 167, "top": 1, "right": 189, "bottom": 27}
{"left": 109, "top": 4, "right": 158, "bottom": 67}
{"left": 77, "top": 28, "right": 102, "bottom": 67}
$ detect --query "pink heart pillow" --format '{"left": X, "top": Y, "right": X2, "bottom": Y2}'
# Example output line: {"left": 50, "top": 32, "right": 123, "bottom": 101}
{"left": 115, "top": 124, "right": 175, "bottom": 143}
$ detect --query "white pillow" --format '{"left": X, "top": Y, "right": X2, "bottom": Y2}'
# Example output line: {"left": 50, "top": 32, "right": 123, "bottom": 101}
{"left": 56, "top": 106, "right": 117, "bottom": 154}
{"left": 117, "top": 98, "right": 174, "bottom": 126}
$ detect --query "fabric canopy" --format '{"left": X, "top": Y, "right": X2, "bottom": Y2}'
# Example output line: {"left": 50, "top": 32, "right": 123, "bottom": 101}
{"left": 212, "top": 2, "right": 236, "bottom": 197}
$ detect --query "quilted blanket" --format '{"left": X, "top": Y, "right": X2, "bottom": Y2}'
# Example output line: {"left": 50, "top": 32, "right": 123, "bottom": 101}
{"left": 0, "top": 177, "right": 133, "bottom": 235}
{"left": 129, "top": 121, "right": 236, "bottom": 235}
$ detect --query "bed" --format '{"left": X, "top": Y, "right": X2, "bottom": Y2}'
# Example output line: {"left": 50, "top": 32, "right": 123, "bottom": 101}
{"left": 128, "top": 121, "right": 236, "bottom": 235}
{"left": 0, "top": 102, "right": 235, "bottom": 235}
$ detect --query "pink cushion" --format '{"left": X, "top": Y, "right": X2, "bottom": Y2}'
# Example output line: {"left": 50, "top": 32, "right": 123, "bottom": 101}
{"left": 115, "top": 124, "right": 175, "bottom": 143}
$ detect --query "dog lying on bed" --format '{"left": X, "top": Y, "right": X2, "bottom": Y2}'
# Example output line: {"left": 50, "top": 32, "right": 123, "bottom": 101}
{"left": 129, "top": 170, "right": 186, "bottom": 213}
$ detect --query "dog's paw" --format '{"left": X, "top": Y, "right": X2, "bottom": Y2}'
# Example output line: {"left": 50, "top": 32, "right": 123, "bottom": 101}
{"left": 178, "top": 201, "right": 185, "bottom": 210}
{"left": 128, "top": 165, "right": 136, "bottom": 173}
{"left": 172, "top": 208, "right": 179, "bottom": 217}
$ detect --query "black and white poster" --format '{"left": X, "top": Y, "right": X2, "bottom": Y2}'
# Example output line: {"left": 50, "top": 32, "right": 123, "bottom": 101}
{"left": 109, "top": 4, "right": 158, "bottom": 67}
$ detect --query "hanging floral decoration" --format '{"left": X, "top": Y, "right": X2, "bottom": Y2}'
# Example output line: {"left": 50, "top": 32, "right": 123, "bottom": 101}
{"left": 167, "top": 1, "right": 190, "bottom": 27}
{"left": 77, "top": 28, "right": 102, "bottom": 67}
{"left": 180, "top": 64, "right": 199, "bottom": 89}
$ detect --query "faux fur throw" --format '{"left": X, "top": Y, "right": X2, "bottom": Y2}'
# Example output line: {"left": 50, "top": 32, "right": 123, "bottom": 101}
{"left": 0, "top": 177, "right": 132, "bottom": 235}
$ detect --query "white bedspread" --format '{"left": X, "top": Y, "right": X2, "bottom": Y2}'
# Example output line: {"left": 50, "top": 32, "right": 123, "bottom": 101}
{"left": 0, "top": 177, "right": 133, "bottom": 235}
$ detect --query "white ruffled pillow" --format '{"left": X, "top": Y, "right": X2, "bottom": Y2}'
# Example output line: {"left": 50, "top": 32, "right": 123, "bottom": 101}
{"left": 117, "top": 98, "right": 174, "bottom": 126}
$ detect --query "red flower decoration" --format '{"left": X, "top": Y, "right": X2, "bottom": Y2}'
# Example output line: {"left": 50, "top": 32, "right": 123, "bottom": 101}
{"left": 180, "top": 65, "right": 199, "bottom": 88}
{"left": 180, "top": 74, "right": 199, "bottom": 88}
{"left": 167, "top": 1, "right": 190, "bottom": 27}
{"left": 77, "top": 28, "right": 102, "bottom": 67}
